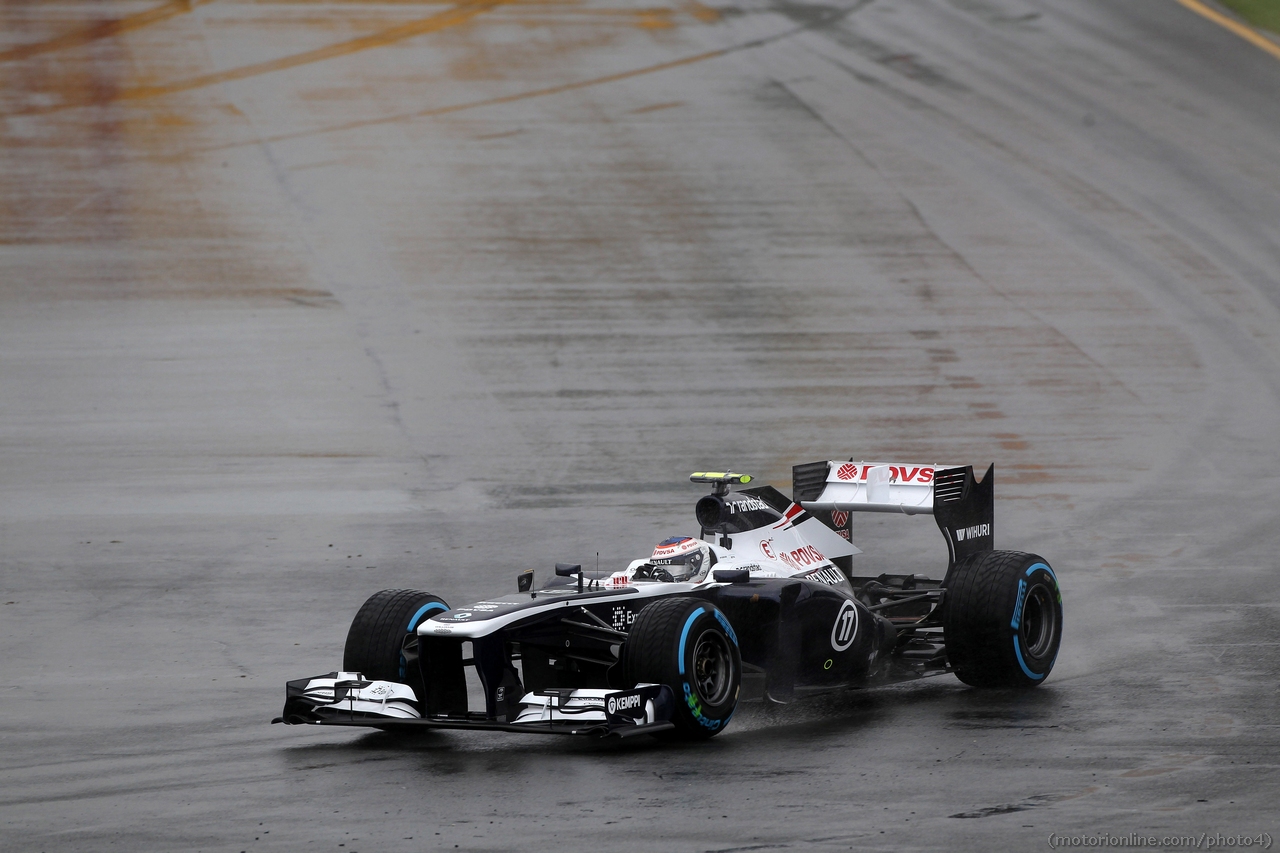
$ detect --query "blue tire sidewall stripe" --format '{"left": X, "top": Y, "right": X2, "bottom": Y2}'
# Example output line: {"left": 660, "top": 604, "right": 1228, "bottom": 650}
{"left": 1013, "top": 562, "right": 1059, "bottom": 680}
{"left": 407, "top": 601, "right": 448, "bottom": 632}
{"left": 400, "top": 600, "right": 448, "bottom": 680}
{"left": 1026, "top": 561, "right": 1057, "bottom": 583}
{"left": 676, "top": 604, "right": 738, "bottom": 732}
{"left": 677, "top": 607, "right": 706, "bottom": 678}
{"left": 1013, "top": 635, "right": 1044, "bottom": 680}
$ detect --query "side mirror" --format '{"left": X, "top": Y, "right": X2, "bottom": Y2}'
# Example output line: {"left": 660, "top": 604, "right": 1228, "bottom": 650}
{"left": 713, "top": 568, "right": 751, "bottom": 584}
{"left": 555, "top": 562, "right": 583, "bottom": 593}
{"left": 517, "top": 569, "right": 535, "bottom": 593}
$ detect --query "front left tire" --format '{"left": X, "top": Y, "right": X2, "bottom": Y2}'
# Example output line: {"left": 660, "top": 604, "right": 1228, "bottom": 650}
{"left": 620, "top": 597, "right": 741, "bottom": 739}
{"left": 342, "top": 588, "right": 449, "bottom": 683}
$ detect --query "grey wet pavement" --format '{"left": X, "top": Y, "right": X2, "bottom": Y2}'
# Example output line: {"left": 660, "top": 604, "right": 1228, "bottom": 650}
{"left": 2, "top": 0, "right": 1278, "bottom": 849}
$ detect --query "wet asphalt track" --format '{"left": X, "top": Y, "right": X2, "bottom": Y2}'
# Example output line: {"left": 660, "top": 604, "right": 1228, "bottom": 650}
{"left": 2, "top": 0, "right": 1280, "bottom": 850}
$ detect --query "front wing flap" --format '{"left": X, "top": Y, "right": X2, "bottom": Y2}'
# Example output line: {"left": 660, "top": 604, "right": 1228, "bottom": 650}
{"left": 273, "top": 673, "right": 676, "bottom": 738}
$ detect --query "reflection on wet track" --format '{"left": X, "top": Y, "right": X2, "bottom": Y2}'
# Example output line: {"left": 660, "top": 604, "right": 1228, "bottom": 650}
{"left": 2, "top": 0, "right": 1279, "bottom": 848}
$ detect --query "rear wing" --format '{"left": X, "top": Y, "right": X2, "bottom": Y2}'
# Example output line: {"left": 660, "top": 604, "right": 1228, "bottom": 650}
{"left": 792, "top": 460, "right": 994, "bottom": 574}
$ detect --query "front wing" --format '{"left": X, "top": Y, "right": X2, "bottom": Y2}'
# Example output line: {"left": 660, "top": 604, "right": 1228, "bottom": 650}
{"left": 272, "top": 672, "right": 677, "bottom": 738}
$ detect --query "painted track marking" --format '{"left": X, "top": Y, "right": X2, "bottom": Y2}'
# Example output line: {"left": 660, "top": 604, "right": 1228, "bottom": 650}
{"left": 3, "top": 0, "right": 512, "bottom": 116}
{"left": 1174, "top": 0, "right": 1280, "bottom": 62}
{"left": 0, "top": 0, "right": 214, "bottom": 64}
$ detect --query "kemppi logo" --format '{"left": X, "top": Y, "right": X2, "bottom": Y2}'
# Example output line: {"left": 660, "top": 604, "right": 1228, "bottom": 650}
{"left": 607, "top": 693, "right": 643, "bottom": 715}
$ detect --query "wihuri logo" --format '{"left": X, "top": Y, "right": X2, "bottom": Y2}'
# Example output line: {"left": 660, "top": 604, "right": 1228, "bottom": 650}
{"left": 954, "top": 524, "right": 990, "bottom": 541}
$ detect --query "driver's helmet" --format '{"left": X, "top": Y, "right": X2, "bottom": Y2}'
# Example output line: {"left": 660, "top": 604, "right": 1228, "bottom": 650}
{"left": 648, "top": 536, "right": 713, "bottom": 583}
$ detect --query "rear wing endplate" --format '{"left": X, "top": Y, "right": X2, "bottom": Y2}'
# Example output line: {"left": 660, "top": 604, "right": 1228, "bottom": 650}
{"left": 793, "top": 460, "right": 994, "bottom": 574}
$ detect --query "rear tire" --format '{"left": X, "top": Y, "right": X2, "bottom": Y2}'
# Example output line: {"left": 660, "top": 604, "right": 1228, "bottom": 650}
{"left": 620, "top": 597, "right": 741, "bottom": 739}
{"left": 343, "top": 589, "right": 449, "bottom": 683}
{"left": 944, "top": 551, "right": 1062, "bottom": 688}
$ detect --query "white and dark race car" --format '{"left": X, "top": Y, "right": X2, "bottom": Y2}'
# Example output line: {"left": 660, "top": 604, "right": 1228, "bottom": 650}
{"left": 275, "top": 461, "right": 1063, "bottom": 740}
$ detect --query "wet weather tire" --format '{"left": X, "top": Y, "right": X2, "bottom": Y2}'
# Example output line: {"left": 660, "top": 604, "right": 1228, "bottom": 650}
{"left": 343, "top": 589, "right": 448, "bottom": 683}
{"left": 621, "top": 597, "right": 741, "bottom": 740}
{"left": 944, "top": 551, "right": 1062, "bottom": 688}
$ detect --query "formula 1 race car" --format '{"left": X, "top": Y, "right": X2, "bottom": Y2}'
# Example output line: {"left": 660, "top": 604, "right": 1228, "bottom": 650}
{"left": 275, "top": 461, "right": 1063, "bottom": 740}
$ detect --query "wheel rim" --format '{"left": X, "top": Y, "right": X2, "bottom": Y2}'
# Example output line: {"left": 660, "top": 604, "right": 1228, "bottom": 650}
{"left": 691, "top": 628, "right": 733, "bottom": 706}
{"left": 1020, "top": 582, "right": 1057, "bottom": 658}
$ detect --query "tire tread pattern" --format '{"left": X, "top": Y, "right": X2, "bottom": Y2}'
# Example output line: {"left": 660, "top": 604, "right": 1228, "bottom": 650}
{"left": 619, "top": 597, "right": 696, "bottom": 689}
{"left": 342, "top": 589, "right": 441, "bottom": 683}
{"left": 944, "top": 550, "right": 1054, "bottom": 688}
{"left": 620, "top": 597, "right": 739, "bottom": 740}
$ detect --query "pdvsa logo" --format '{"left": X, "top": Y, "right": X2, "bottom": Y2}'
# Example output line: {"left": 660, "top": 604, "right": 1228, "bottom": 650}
{"left": 779, "top": 544, "right": 826, "bottom": 570}
{"left": 835, "top": 464, "right": 935, "bottom": 483}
